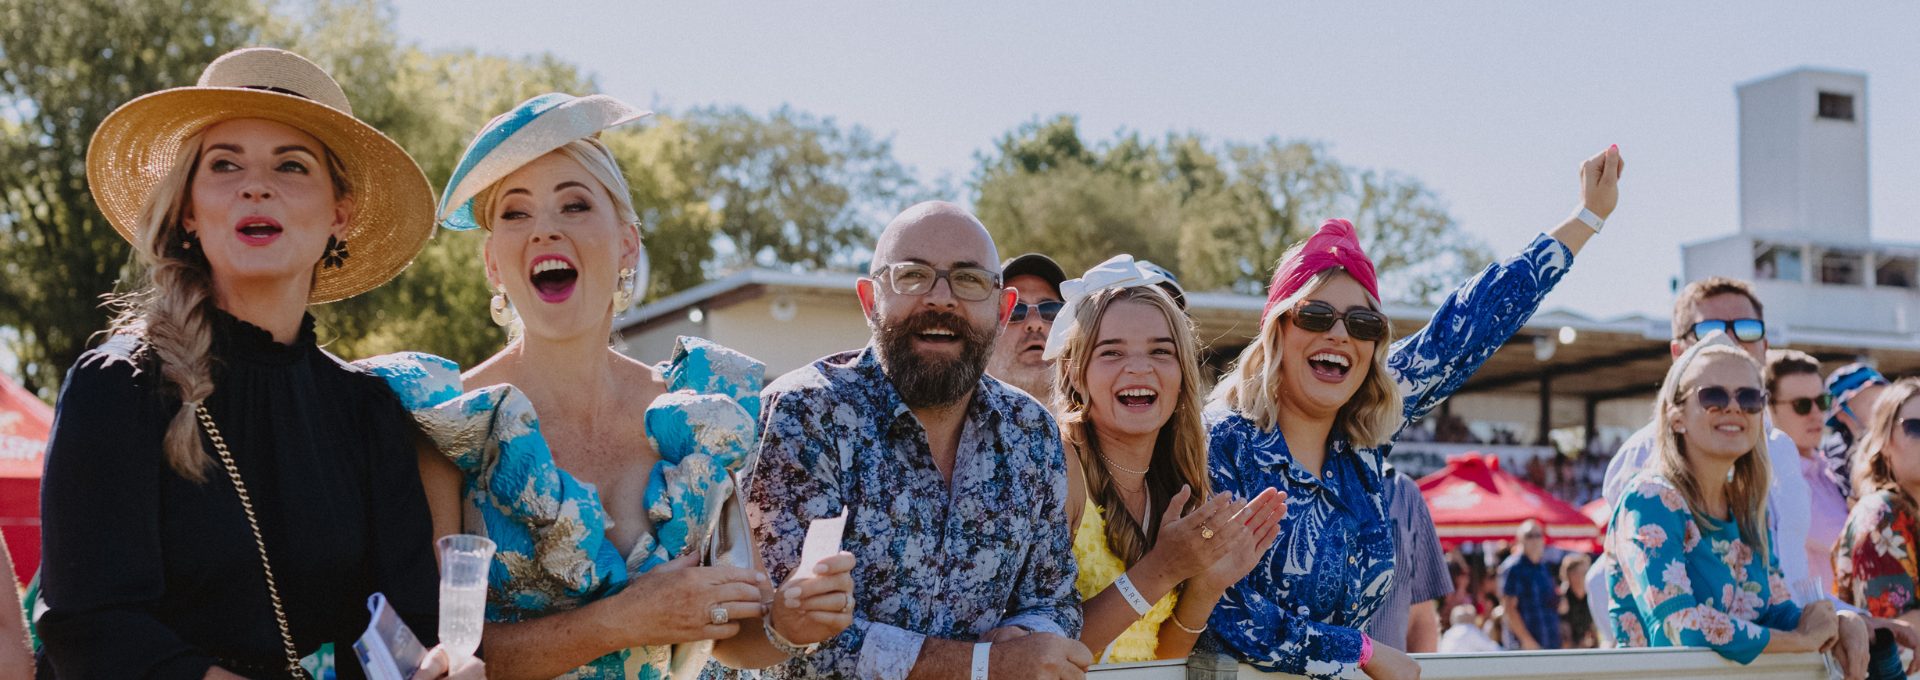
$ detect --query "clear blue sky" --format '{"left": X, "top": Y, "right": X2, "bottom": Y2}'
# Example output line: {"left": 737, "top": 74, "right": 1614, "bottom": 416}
{"left": 395, "top": 2, "right": 1918, "bottom": 320}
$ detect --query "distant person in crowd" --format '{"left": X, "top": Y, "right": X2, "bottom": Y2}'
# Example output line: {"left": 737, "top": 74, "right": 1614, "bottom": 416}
{"left": 1832, "top": 378, "right": 1920, "bottom": 676}
{"left": 361, "top": 93, "right": 855, "bottom": 678}
{"left": 1046, "top": 256, "right": 1285, "bottom": 663}
{"left": 1559, "top": 553, "right": 1597, "bottom": 649}
{"left": 1, "top": 539, "right": 27, "bottom": 680}
{"left": 1767, "top": 350, "right": 1848, "bottom": 587}
{"left": 1443, "top": 555, "right": 1474, "bottom": 617}
{"left": 1365, "top": 466, "right": 1453, "bottom": 653}
{"left": 1207, "top": 145, "right": 1623, "bottom": 680}
{"left": 1606, "top": 337, "right": 1864, "bottom": 666}
{"left": 986, "top": 252, "right": 1067, "bottom": 411}
{"left": 1438, "top": 604, "right": 1502, "bottom": 653}
{"left": 36, "top": 48, "right": 480, "bottom": 679}
{"left": 1824, "top": 364, "right": 1892, "bottom": 499}
{"left": 746, "top": 201, "right": 1091, "bottom": 679}
{"left": 1498, "top": 520, "right": 1562, "bottom": 650}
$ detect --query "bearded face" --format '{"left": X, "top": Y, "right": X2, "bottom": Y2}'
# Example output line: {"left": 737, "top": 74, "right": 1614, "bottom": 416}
{"left": 873, "top": 306, "right": 999, "bottom": 409}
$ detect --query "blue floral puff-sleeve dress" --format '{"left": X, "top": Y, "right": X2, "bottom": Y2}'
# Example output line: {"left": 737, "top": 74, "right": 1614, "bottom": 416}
{"left": 358, "top": 336, "right": 766, "bottom": 680}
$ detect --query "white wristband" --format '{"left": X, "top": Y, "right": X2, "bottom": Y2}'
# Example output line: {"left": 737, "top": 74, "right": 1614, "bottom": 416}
{"left": 1571, "top": 206, "right": 1605, "bottom": 233}
{"left": 972, "top": 641, "right": 992, "bottom": 680}
{"left": 1114, "top": 573, "right": 1153, "bottom": 616}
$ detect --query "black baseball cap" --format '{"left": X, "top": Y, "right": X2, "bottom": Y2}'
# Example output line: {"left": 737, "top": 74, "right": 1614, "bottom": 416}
{"left": 1001, "top": 253, "right": 1067, "bottom": 297}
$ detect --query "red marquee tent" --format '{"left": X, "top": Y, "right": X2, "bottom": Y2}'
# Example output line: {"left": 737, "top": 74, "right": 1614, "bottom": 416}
{"left": 0, "top": 371, "right": 51, "bottom": 584}
{"left": 1418, "top": 452, "right": 1601, "bottom": 553}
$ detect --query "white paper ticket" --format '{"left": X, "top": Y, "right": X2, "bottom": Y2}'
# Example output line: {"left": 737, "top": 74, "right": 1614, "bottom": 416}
{"left": 789, "top": 507, "right": 849, "bottom": 585}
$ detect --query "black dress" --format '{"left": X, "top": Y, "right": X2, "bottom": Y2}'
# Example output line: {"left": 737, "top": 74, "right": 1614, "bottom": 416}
{"left": 37, "top": 309, "right": 439, "bottom": 680}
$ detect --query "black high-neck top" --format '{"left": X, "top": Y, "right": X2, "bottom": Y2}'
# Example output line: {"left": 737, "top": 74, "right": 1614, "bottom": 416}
{"left": 37, "top": 308, "right": 439, "bottom": 680}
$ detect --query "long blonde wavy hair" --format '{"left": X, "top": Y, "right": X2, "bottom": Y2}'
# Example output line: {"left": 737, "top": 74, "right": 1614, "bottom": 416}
{"left": 1851, "top": 378, "right": 1920, "bottom": 508}
{"left": 106, "top": 129, "right": 352, "bottom": 483}
{"left": 1054, "top": 285, "right": 1211, "bottom": 566}
{"left": 1652, "top": 344, "right": 1773, "bottom": 566}
{"left": 1210, "top": 266, "right": 1403, "bottom": 448}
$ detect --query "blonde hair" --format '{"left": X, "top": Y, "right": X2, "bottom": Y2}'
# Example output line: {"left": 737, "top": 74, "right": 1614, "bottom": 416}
{"left": 470, "top": 137, "right": 638, "bottom": 231}
{"left": 1210, "top": 266, "right": 1403, "bottom": 447}
{"left": 1652, "top": 344, "right": 1772, "bottom": 565}
{"left": 1851, "top": 378, "right": 1920, "bottom": 505}
{"left": 107, "top": 129, "right": 351, "bottom": 482}
{"left": 1054, "top": 285, "right": 1211, "bottom": 566}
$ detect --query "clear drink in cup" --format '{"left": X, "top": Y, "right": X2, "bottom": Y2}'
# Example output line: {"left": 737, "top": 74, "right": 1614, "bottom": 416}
{"left": 437, "top": 534, "right": 496, "bottom": 660}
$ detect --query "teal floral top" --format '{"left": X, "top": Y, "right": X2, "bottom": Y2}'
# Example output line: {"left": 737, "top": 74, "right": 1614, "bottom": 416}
{"left": 1604, "top": 472, "right": 1802, "bottom": 664}
{"left": 359, "top": 337, "right": 765, "bottom": 680}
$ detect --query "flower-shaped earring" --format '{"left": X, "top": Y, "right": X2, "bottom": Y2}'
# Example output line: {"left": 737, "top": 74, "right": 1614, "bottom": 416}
{"left": 321, "top": 235, "right": 351, "bottom": 269}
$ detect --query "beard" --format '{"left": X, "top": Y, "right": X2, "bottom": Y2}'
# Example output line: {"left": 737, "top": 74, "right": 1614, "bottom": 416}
{"left": 987, "top": 327, "right": 1055, "bottom": 406}
{"left": 873, "top": 308, "right": 998, "bottom": 409}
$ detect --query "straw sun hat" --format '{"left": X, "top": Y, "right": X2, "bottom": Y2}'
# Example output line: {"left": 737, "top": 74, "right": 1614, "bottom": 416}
{"left": 86, "top": 47, "right": 436, "bottom": 303}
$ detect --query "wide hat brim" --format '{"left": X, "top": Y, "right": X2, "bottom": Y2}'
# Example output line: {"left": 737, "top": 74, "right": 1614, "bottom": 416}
{"left": 438, "top": 93, "right": 652, "bottom": 230}
{"left": 87, "top": 87, "right": 436, "bottom": 304}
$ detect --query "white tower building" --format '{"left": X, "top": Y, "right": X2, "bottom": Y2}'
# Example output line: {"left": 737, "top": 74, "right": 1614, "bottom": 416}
{"left": 1683, "top": 67, "right": 1920, "bottom": 350}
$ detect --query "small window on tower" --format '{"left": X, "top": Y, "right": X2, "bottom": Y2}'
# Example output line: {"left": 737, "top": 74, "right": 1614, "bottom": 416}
{"left": 1820, "top": 249, "right": 1865, "bottom": 285}
{"left": 1754, "top": 243, "right": 1803, "bottom": 281}
{"left": 1819, "top": 92, "right": 1856, "bottom": 121}
{"left": 1878, "top": 255, "right": 1917, "bottom": 289}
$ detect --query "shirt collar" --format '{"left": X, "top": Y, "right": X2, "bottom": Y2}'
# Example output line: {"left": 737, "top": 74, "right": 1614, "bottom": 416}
{"left": 1247, "top": 423, "right": 1382, "bottom": 494}
{"left": 850, "top": 343, "right": 1006, "bottom": 433}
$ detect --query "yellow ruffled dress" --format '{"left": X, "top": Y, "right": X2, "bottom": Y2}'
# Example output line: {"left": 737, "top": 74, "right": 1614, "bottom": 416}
{"left": 1073, "top": 499, "right": 1179, "bottom": 663}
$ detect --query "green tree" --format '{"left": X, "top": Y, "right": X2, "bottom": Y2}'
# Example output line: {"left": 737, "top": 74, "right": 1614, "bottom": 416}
{"left": 0, "top": 0, "right": 265, "bottom": 397}
{"left": 972, "top": 117, "right": 1185, "bottom": 276}
{"left": 684, "top": 105, "right": 920, "bottom": 273}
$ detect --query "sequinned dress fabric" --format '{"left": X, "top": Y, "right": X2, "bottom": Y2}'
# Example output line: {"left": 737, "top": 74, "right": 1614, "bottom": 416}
{"left": 743, "top": 346, "right": 1082, "bottom": 680}
{"left": 1605, "top": 473, "right": 1801, "bottom": 664}
{"left": 360, "top": 336, "right": 764, "bottom": 680}
{"left": 1207, "top": 234, "right": 1572, "bottom": 678}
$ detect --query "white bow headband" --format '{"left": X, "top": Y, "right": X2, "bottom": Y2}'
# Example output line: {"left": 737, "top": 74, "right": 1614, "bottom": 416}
{"left": 1041, "top": 254, "right": 1169, "bottom": 360}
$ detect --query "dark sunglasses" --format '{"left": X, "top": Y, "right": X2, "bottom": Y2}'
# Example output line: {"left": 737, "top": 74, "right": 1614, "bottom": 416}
{"left": 1009, "top": 300, "right": 1064, "bottom": 323}
{"left": 1683, "top": 386, "right": 1770, "bottom": 414}
{"left": 1903, "top": 418, "right": 1920, "bottom": 440}
{"left": 1688, "top": 318, "right": 1766, "bottom": 344}
{"left": 1774, "top": 393, "right": 1835, "bottom": 416}
{"left": 1290, "top": 301, "right": 1389, "bottom": 342}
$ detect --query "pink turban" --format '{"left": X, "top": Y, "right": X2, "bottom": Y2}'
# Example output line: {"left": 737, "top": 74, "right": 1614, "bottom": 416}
{"left": 1262, "top": 219, "right": 1380, "bottom": 324}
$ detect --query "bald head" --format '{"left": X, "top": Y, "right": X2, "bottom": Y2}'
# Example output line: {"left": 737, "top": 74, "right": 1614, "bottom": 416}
{"left": 872, "top": 201, "right": 999, "bottom": 275}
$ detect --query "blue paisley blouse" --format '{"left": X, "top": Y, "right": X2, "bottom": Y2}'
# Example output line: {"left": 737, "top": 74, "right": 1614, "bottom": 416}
{"left": 742, "top": 346, "right": 1082, "bottom": 680}
{"left": 1207, "top": 234, "right": 1573, "bottom": 678}
{"left": 359, "top": 336, "right": 765, "bottom": 680}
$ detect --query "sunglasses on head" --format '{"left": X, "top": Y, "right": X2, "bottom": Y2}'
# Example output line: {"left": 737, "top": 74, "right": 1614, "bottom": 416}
{"left": 1683, "top": 385, "right": 1770, "bottom": 414}
{"left": 1009, "top": 300, "right": 1064, "bottom": 323}
{"left": 1688, "top": 318, "right": 1766, "bottom": 344}
{"left": 1289, "top": 301, "right": 1389, "bottom": 342}
{"left": 1775, "top": 393, "right": 1835, "bottom": 416}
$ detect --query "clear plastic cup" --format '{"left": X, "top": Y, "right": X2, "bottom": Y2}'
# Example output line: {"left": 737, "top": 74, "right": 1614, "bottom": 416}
{"left": 437, "top": 534, "right": 496, "bottom": 660}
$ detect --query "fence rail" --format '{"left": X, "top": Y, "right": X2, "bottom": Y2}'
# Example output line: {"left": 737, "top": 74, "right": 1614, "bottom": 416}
{"left": 1084, "top": 648, "right": 1828, "bottom": 680}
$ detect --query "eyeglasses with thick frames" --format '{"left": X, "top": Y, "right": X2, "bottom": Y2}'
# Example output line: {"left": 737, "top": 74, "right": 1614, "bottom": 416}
{"left": 1682, "top": 385, "right": 1769, "bottom": 414}
{"left": 875, "top": 263, "right": 1002, "bottom": 302}
{"left": 1774, "top": 393, "right": 1835, "bottom": 416}
{"left": 1688, "top": 319, "right": 1765, "bottom": 344}
{"left": 1290, "top": 301, "right": 1389, "bottom": 342}
{"left": 1009, "top": 300, "right": 1064, "bottom": 323}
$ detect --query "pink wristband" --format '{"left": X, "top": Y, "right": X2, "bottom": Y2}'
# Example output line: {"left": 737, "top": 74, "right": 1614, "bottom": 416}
{"left": 1358, "top": 633, "right": 1375, "bottom": 668}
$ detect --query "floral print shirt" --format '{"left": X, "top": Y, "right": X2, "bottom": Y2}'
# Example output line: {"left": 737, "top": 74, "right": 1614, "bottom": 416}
{"left": 744, "top": 346, "right": 1081, "bottom": 680}
{"left": 1605, "top": 473, "right": 1802, "bottom": 665}
{"left": 361, "top": 337, "right": 764, "bottom": 680}
{"left": 1834, "top": 490, "right": 1920, "bottom": 618}
{"left": 1207, "top": 233, "right": 1573, "bottom": 678}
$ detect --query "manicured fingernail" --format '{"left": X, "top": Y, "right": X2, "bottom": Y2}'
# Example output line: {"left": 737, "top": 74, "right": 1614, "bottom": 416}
{"left": 759, "top": 572, "right": 771, "bottom": 583}
{"left": 815, "top": 563, "right": 829, "bottom": 574}
{"left": 786, "top": 587, "right": 801, "bottom": 600}
{"left": 1610, "top": 144, "right": 1618, "bottom": 151}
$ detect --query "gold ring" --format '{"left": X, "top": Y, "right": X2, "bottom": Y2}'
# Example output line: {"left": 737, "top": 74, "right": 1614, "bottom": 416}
{"left": 711, "top": 607, "right": 730, "bottom": 625}
{"left": 843, "top": 594, "right": 855, "bottom": 613}
{"left": 1201, "top": 525, "right": 1215, "bottom": 539}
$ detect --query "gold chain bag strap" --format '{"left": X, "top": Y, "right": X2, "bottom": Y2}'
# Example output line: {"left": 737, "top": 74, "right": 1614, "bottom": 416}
{"left": 195, "top": 405, "right": 316, "bottom": 680}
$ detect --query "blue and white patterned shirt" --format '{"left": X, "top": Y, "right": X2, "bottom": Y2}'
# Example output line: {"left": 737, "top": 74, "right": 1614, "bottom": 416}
{"left": 745, "top": 346, "right": 1082, "bottom": 680}
{"left": 1207, "top": 234, "right": 1573, "bottom": 678}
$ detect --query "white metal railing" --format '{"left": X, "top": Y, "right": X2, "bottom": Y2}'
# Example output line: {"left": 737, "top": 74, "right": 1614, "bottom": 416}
{"left": 1083, "top": 648, "right": 1828, "bottom": 680}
